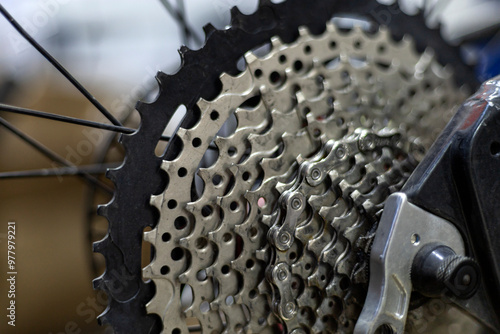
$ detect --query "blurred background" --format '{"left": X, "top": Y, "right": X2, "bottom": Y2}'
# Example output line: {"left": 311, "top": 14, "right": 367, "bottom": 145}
{"left": 0, "top": 0, "right": 498, "bottom": 333}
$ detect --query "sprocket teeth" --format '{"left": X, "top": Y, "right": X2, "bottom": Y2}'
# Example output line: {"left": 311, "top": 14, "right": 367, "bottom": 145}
{"left": 143, "top": 228, "right": 157, "bottom": 244}
{"left": 196, "top": 97, "right": 211, "bottom": 113}
{"left": 96, "top": 311, "right": 110, "bottom": 326}
{"left": 401, "top": 34, "right": 416, "bottom": 50}
{"left": 261, "top": 213, "right": 274, "bottom": 227}
{"left": 105, "top": 168, "right": 118, "bottom": 182}
{"left": 203, "top": 23, "right": 217, "bottom": 38}
{"left": 275, "top": 181, "right": 289, "bottom": 193}
{"left": 256, "top": 244, "right": 271, "bottom": 262}
{"left": 98, "top": 1, "right": 478, "bottom": 333}
{"left": 179, "top": 45, "right": 190, "bottom": 57}
{"left": 147, "top": 278, "right": 179, "bottom": 322}
{"left": 93, "top": 237, "right": 108, "bottom": 253}
{"left": 156, "top": 70, "right": 171, "bottom": 84}
{"left": 96, "top": 203, "right": 109, "bottom": 217}
{"left": 271, "top": 35, "right": 284, "bottom": 48}
{"left": 135, "top": 99, "right": 147, "bottom": 111}
{"left": 244, "top": 51, "right": 258, "bottom": 65}
{"left": 298, "top": 26, "right": 310, "bottom": 37}
{"left": 92, "top": 276, "right": 104, "bottom": 290}
{"left": 219, "top": 69, "right": 254, "bottom": 94}
{"left": 351, "top": 24, "right": 364, "bottom": 34}
{"left": 150, "top": 194, "right": 163, "bottom": 211}
{"left": 230, "top": 6, "right": 243, "bottom": 20}
{"left": 325, "top": 21, "right": 336, "bottom": 33}
{"left": 142, "top": 264, "right": 153, "bottom": 279}
{"left": 308, "top": 194, "right": 325, "bottom": 210}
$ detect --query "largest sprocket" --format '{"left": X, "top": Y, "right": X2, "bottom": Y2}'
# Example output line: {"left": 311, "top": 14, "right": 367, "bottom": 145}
{"left": 93, "top": 1, "right": 479, "bottom": 333}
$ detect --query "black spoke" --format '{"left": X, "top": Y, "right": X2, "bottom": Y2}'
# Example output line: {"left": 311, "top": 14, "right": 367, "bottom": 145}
{"left": 0, "top": 103, "right": 172, "bottom": 141}
{"left": 0, "top": 163, "right": 119, "bottom": 179}
{"left": 177, "top": 0, "right": 189, "bottom": 45}
{"left": 0, "top": 103, "right": 136, "bottom": 134}
{"left": 0, "top": 117, "right": 113, "bottom": 194}
{"left": 0, "top": 4, "right": 122, "bottom": 126}
{"left": 158, "top": 0, "right": 203, "bottom": 46}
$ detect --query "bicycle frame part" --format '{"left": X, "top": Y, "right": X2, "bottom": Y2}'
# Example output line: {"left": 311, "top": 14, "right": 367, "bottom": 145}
{"left": 357, "top": 75, "right": 500, "bottom": 333}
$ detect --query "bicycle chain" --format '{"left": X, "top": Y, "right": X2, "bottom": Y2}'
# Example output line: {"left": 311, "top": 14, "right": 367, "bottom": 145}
{"left": 143, "top": 22, "right": 467, "bottom": 333}
{"left": 93, "top": 1, "right": 478, "bottom": 333}
{"left": 266, "top": 130, "right": 415, "bottom": 333}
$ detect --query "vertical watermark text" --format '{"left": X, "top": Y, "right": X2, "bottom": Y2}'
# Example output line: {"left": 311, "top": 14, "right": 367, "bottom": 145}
{"left": 6, "top": 221, "right": 16, "bottom": 327}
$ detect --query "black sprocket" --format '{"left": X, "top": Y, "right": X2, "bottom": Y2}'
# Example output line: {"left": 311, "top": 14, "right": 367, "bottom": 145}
{"left": 93, "top": 1, "right": 478, "bottom": 333}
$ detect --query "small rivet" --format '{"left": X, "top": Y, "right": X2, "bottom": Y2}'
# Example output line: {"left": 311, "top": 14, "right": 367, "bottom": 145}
{"left": 335, "top": 146, "right": 346, "bottom": 159}
{"left": 363, "top": 135, "right": 375, "bottom": 150}
{"left": 284, "top": 302, "right": 296, "bottom": 315}
{"left": 279, "top": 232, "right": 291, "bottom": 244}
{"left": 278, "top": 269, "right": 288, "bottom": 281}
{"left": 291, "top": 197, "right": 302, "bottom": 210}
{"left": 311, "top": 168, "right": 321, "bottom": 180}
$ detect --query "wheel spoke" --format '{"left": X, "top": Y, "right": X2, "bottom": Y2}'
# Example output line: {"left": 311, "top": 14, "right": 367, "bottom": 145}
{"left": 158, "top": 0, "right": 203, "bottom": 46}
{"left": 0, "top": 163, "right": 119, "bottom": 179}
{"left": 0, "top": 103, "right": 137, "bottom": 134}
{"left": 0, "top": 103, "right": 172, "bottom": 141}
{"left": 176, "top": 0, "right": 188, "bottom": 45}
{"left": 0, "top": 4, "right": 122, "bottom": 126}
{"left": 0, "top": 117, "right": 113, "bottom": 193}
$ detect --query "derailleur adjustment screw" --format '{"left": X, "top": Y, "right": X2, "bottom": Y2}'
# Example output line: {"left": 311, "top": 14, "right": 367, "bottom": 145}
{"left": 311, "top": 168, "right": 321, "bottom": 180}
{"left": 291, "top": 197, "right": 302, "bottom": 210}
{"left": 412, "top": 244, "right": 480, "bottom": 299}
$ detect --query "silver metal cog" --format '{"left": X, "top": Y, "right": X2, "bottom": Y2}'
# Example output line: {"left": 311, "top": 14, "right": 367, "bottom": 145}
{"left": 142, "top": 22, "right": 467, "bottom": 333}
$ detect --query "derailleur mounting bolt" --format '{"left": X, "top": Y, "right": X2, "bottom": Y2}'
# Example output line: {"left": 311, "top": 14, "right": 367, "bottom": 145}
{"left": 412, "top": 244, "right": 480, "bottom": 299}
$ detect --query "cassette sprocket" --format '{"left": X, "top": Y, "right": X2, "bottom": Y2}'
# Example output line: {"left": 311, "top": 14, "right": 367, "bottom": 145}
{"left": 93, "top": 1, "right": 478, "bottom": 333}
{"left": 143, "top": 21, "right": 467, "bottom": 333}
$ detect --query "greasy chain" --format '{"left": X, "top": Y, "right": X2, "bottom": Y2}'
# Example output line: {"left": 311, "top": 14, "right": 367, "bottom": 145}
{"left": 266, "top": 129, "right": 415, "bottom": 333}
{"left": 143, "top": 23, "right": 466, "bottom": 333}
